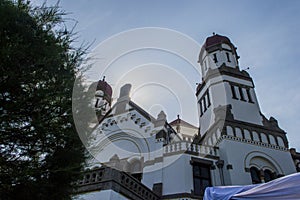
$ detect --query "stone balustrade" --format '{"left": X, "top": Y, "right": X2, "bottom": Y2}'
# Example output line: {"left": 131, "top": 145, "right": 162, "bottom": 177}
{"left": 75, "top": 167, "right": 160, "bottom": 200}
{"left": 163, "top": 141, "right": 219, "bottom": 157}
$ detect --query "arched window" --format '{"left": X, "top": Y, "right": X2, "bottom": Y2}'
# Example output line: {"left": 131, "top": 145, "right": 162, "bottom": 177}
{"left": 226, "top": 126, "right": 234, "bottom": 136}
{"left": 235, "top": 127, "right": 243, "bottom": 138}
{"left": 246, "top": 152, "right": 281, "bottom": 184}
{"left": 264, "top": 169, "right": 275, "bottom": 182}
{"left": 244, "top": 129, "right": 251, "bottom": 140}
{"left": 277, "top": 137, "right": 285, "bottom": 147}
{"left": 252, "top": 131, "right": 259, "bottom": 141}
{"left": 226, "top": 52, "right": 231, "bottom": 62}
{"left": 269, "top": 135, "right": 276, "bottom": 145}
{"left": 250, "top": 167, "right": 261, "bottom": 184}
{"left": 213, "top": 53, "right": 218, "bottom": 63}
{"left": 261, "top": 133, "right": 268, "bottom": 143}
{"left": 264, "top": 169, "right": 272, "bottom": 182}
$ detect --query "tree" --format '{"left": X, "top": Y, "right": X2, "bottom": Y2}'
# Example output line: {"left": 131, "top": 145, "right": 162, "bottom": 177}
{"left": 0, "top": 1, "right": 87, "bottom": 199}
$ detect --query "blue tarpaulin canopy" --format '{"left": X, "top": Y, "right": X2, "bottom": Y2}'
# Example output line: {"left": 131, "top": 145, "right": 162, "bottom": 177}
{"left": 204, "top": 173, "right": 300, "bottom": 200}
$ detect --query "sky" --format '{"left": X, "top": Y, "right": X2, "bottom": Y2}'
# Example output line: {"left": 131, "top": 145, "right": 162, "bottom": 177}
{"left": 33, "top": 0, "right": 300, "bottom": 150}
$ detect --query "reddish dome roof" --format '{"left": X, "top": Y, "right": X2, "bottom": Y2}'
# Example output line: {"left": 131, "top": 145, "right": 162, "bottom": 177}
{"left": 203, "top": 34, "right": 232, "bottom": 49}
{"left": 96, "top": 78, "right": 113, "bottom": 98}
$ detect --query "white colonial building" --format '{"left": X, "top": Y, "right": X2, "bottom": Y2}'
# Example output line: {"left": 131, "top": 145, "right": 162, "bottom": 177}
{"left": 74, "top": 34, "right": 297, "bottom": 200}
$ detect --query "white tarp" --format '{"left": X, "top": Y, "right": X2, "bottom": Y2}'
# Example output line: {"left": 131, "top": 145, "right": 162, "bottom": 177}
{"left": 204, "top": 172, "right": 300, "bottom": 200}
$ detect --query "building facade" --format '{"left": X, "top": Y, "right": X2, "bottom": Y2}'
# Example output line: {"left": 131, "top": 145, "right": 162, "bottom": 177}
{"left": 74, "top": 34, "right": 298, "bottom": 200}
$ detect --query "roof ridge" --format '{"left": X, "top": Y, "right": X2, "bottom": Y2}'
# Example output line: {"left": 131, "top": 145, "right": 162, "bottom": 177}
{"left": 169, "top": 118, "right": 198, "bottom": 129}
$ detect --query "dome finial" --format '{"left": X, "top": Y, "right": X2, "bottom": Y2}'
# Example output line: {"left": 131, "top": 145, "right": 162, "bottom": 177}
{"left": 213, "top": 32, "right": 216, "bottom": 36}
{"left": 102, "top": 76, "right": 106, "bottom": 81}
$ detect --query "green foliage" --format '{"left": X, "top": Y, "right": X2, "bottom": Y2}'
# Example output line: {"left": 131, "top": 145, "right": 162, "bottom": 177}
{"left": 0, "top": 0, "right": 87, "bottom": 199}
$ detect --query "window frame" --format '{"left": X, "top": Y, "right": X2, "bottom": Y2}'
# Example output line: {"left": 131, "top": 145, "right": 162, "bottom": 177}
{"left": 250, "top": 166, "right": 261, "bottom": 184}
{"left": 213, "top": 53, "right": 218, "bottom": 63}
{"left": 226, "top": 52, "right": 231, "bottom": 62}
{"left": 190, "top": 158, "right": 213, "bottom": 196}
{"left": 238, "top": 87, "right": 246, "bottom": 101}
{"left": 230, "top": 85, "right": 238, "bottom": 99}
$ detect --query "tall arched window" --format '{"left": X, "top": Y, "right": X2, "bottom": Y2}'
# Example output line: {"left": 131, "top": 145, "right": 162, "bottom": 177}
{"left": 261, "top": 133, "right": 268, "bottom": 143}
{"left": 277, "top": 137, "right": 285, "bottom": 147}
{"left": 226, "top": 126, "right": 234, "bottom": 136}
{"left": 246, "top": 152, "right": 281, "bottom": 184}
{"left": 250, "top": 167, "right": 261, "bottom": 184}
{"left": 244, "top": 129, "right": 251, "bottom": 140}
{"left": 269, "top": 135, "right": 276, "bottom": 145}
{"left": 252, "top": 131, "right": 259, "bottom": 141}
{"left": 235, "top": 127, "right": 243, "bottom": 138}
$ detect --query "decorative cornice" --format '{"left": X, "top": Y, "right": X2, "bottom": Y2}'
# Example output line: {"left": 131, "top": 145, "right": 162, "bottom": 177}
{"left": 144, "top": 157, "right": 163, "bottom": 166}
{"left": 218, "top": 135, "right": 288, "bottom": 151}
{"left": 198, "top": 104, "right": 288, "bottom": 140}
{"left": 226, "top": 118, "right": 286, "bottom": 136}
{"left": 196, "top": 65, "right": 253, "bottom": 96}
{"left": 190, "top": 157, "right": 214, "bottom": 166}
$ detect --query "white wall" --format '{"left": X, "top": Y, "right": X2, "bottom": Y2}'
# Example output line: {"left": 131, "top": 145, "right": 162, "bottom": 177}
{"left": 200, "top": 44, "right": 238, "bottom": 78}
{"left": 142, "top": 162, "right": 164, "bottom": 189}
{"left": 197, "top": 75, "right": 264, "bottom": 136}
{"left": 74, "top": 190, "right": 128, "bottom": 200}
{"left": 219, "top": 139, "right": 296, "bottom": 185}
{"left": 90, "top": 108, "right": 165, "bottom": 167}
{"left": 162, "top": 154, "right": 194, "bottom": 195}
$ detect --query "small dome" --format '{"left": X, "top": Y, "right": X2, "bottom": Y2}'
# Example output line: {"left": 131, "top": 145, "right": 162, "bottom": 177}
{"left": 96, "top": 78, "right": 113, "bottom": 103}
{"left": 203, "top": 34, "right": 232, "bottom": 49}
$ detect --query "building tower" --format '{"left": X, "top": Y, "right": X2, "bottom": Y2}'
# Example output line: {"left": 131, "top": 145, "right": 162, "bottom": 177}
{"left": 196, "top": 33, "right": 264, "bottom": 134}
{"left": 94, "top": 77, "right": 113, "bottom": 121}
{"left": 196, "top": 34, "right": 296, "bottom": 185}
